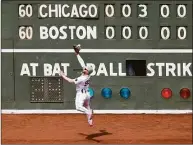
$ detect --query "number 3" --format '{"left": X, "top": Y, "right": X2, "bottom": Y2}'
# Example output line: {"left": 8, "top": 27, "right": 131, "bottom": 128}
{"left": 138, "top": 4, "right": 147, "bottom": 18}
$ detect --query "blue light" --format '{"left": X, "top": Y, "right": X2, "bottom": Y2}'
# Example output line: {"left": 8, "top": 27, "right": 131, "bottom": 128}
{"left": 88, "top": 88, "right": 94, "bottom": 98}
{"left": 101, "top": 88, "right": 112, "bottom": 99}
{"left": 120, "top": 87, "right": 131, "bottom": 99}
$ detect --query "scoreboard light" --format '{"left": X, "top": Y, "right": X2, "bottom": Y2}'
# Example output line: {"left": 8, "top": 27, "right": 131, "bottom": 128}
{"left": 180, "top": 88, "right": 191, "bottom": 99}
{"left": 120, "top": 88, "right": 131, "bottom": 99}
{"left": 161, "top": 88, "right": 172, "bottom": 99}
{"left": 88, "top": 87, "right": 94, "bottom": 98}
{"left": 101, "top": 88, "right": 112, "bottom": 99}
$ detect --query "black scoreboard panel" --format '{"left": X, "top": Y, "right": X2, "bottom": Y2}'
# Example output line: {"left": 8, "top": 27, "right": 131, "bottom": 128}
{"left": 2, "top": 0, "right": 192, "bottom": 49}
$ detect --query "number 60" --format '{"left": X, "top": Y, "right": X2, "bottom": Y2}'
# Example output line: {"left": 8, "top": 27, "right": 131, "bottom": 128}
{"left": 19, "top": 4, "right": 33, "bottom": 17}
{"left": 19, "top": 26, "right": 33, "bottom": 40}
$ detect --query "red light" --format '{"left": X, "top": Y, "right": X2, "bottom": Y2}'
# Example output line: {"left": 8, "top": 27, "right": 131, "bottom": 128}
{"left": 180, "top": 88, "right": 191, "bottom": 99}
{"left": 161, "top": 88, "right": 172, "bottom": 99}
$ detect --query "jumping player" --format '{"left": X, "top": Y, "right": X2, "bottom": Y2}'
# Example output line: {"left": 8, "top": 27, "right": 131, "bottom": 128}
{"left": 60, "top": 44, "right": 94, "bottom": 126}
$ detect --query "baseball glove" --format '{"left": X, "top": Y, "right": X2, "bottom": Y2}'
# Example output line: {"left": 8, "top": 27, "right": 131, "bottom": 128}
{"left": 73, "top": 44, "right": 81, "bottom": 54}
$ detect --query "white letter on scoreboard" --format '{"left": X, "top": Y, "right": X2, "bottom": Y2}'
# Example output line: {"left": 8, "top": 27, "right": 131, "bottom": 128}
{"left": 160, "top": 5, "right": 170, "bottom": 18}
{"left": 76, "top": 26, "right": 87, "bottom": 39}
{"left": 52, "top": 63, "right": 61, "bottom": 76}
{"left": 105, "top": 4, "right": 114, "bottom": 17}
{"left": 61, "top": 63, "right": 70, "bottom": 76}
{"left": 44, "top": 63, "right": 52, "bottom": 76}
{"left": 20, "top": 63, "right": 30, "bottom": 76}
{"left": 30, "top": 63, "right": 39, "bottom": 76}
{"left": 122, "top": 4, "right": 131, "bottom": 17}
{"left": 97, "top": 63, "right": 108, "bottom": 76}
{"left": 62, "top": 4, "right": 70, "bottom": 17}
{"left": 139, "top": 26, "right": 148, "bottom": 39}
{"left": 177, "top": 27, "right": 187, "bottom": 40}
{"left": 49, "top": 26, "right": 59, "bottom": 39}
{"left": 89, "top": 4, "right": 98, "bottom": 18}
{"left": 161, "top": 27, "right": 170, "bottom": 40}
{"left": 122, "top": 26, "right": 132, "bottom": 39}
{"left": 147, "top": 63, "right": 155, "bottom": 76}
{"left": 39, "top": 4, "right": 48, "bottom": 18}
{"left": 79, "top": 4, "right": 88, "bottom": 18}
{"left": 177, "top": 5, "right": 186, "bottom": 18}
{"left": 40, "top": 26, "right": 48, "bottom": 39}
{"left": 105, "top": 26, "right": 115, "bottom": 39}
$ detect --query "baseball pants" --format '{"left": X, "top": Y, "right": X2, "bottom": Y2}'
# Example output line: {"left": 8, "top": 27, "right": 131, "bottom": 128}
{"left": 75, "top": 91, "right": 91, "bottom": 115}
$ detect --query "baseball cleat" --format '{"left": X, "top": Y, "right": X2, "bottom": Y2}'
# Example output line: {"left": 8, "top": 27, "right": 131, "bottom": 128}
{"left": 88, "top": 118, "right": 93, "bottom": 126}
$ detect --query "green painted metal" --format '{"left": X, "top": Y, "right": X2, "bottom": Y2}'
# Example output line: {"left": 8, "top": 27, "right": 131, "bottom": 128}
{"left": 1, "top": 1, "right": 192, "bottom": 110}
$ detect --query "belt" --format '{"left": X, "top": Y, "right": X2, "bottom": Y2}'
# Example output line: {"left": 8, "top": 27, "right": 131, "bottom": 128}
{"left": 81, "top": 89, "right": 87, "bottom": 93}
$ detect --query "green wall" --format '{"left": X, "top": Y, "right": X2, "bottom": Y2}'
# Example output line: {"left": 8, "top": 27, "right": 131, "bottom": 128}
{"left": 1, "top": 0, "right": 192, "bottom": 110}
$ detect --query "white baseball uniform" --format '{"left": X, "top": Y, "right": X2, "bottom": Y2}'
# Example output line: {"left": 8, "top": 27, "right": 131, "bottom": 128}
{"left": 74, "top": 53, "right": 93, "bottom": 125}
{"left": 73, "top": 75, "right": 91, "bottom": 112}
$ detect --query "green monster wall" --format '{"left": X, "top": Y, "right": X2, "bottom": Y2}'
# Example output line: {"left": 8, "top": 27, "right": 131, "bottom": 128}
{"left": 1, "top": 0, "right": 192, "bottom": 110}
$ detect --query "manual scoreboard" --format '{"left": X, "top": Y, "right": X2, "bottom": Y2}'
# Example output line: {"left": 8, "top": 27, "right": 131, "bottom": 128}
{"left": 1, "top": 0, "right": 192, "bottom": 106}
{"left": 2, "top": 0, "right": 191, "bottom": 49}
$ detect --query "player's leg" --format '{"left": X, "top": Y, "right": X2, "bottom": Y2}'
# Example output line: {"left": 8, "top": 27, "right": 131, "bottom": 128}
{"left": 83, "top": 98, "right": 90, "bottom": 109}
{"left": 76, "top": 94, "right": 93, "bottom": 126}
{"left": 83, "top": 99, "right": 92, "bottom": 117}
{"left": 84, "top": 94, "right": 94, "bottom": 126}
{"left": 83, "top": 98, "right": 93, "bottom": 126}
{"left": 75, "top": 93, "right": 92, "bottom": 115}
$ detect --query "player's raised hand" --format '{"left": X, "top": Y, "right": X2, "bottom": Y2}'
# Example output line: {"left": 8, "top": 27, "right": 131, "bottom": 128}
{"left": 73, "top": 44, "right": 81, "bottom": 55}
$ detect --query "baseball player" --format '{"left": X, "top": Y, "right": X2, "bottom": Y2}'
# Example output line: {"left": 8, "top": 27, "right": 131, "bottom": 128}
{"left": 60, "top": 44, "right": 94, "bottom": 126}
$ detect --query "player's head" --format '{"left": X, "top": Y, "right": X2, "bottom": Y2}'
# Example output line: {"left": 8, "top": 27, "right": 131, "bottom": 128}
{"left": 83, "top": 65, "right": 93, "bottom": 75}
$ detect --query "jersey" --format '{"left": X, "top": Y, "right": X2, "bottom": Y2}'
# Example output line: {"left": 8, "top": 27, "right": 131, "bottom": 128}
{"left": 73, "top": 75, "right": 90, "bottom": 92}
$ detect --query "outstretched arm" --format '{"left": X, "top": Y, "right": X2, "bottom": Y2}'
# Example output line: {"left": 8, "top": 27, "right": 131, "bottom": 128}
{"left": 60, "top": 71, "right": 83, "bottom": 85}
{"left": 76, "top": 54, "right": 86, "bottom": 68}
{"left": 60, "top": 71, "right": 74, "bottom": 83}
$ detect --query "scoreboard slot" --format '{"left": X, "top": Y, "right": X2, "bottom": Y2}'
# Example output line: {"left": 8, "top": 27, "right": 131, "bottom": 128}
{"left": 121, "top": 4, "right": 132, "bottom": 18}
{"left": 105, "top": 4, "right": 116, "bottom": 18}
{"left": 121, "top": 26, "right": 133, "bottom": 40}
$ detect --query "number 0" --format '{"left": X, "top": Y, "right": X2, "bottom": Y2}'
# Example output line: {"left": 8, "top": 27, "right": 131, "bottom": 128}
{"left": 122, "top": 26, "right": 132, "bottom": 39}
{"left": 160, "top": 5, "right": 170, "bottom": 18}
{"left": 122, "top": 5, "right": 131, "bottom": 17}
{"left": 177, "top": 5, "right": 186, "bottom": 18}
{"left": 177, "top": 27, "right": 187, "bottom": 40}
{"left": 105, "top": 26, "right": 115, "bottom": 39}
{"left": 105, "top": 5, "right": 115, "bottom": 17}
{"left": 139, "top": 26, "right": 148, "bottom": 39}
{"left": 160, "top": 27, "right": 170, "bottom": 40}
